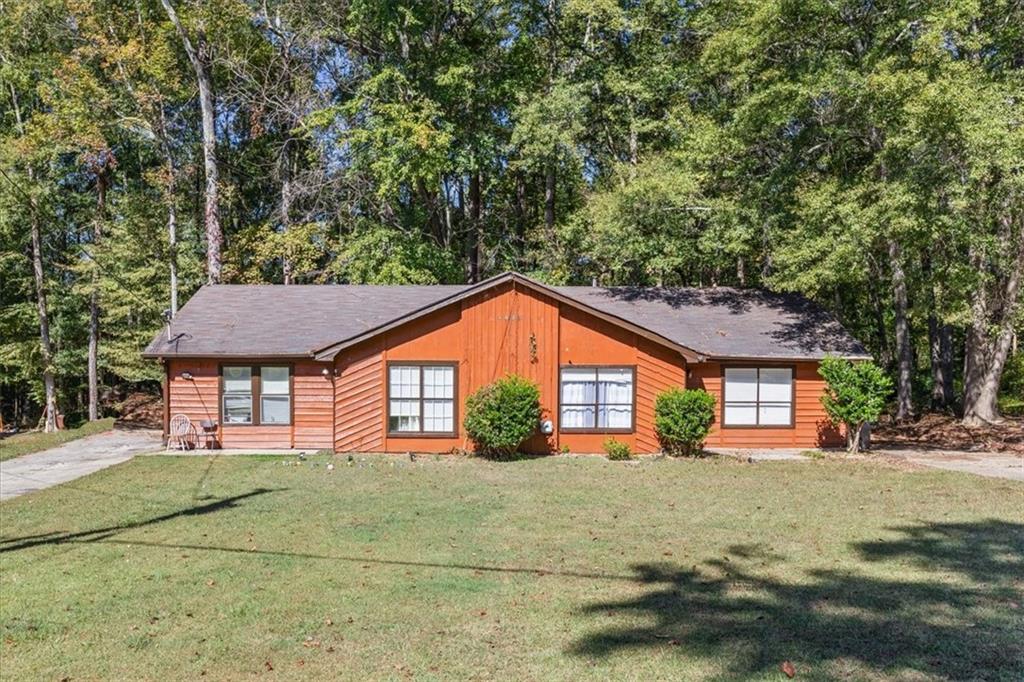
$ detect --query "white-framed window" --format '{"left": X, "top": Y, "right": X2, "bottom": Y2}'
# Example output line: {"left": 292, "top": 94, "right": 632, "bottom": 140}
{"left": 723, "top": 367, "right": 793, "bottom": 427}
{"left": 260, "top": 366, "right": 291, "bottom": 424}
{"left": 560, "top": 366, "right": 634, "bottom": 432}
{"left": 388, "top": 363, "right": 456, "bottom": 435}
{"left": 222, "top": 366, "right": 253, "bottom": 424}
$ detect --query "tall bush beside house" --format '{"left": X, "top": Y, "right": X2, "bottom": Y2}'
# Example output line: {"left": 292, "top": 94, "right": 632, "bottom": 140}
{"left": 818, "top": 356, "right": 892, "bottom": 454}
{"left": 463, "top": 374, "right": 541, "bottom": 458}
{"left": 654, "top": 388, "right": 716, "bottom": 456}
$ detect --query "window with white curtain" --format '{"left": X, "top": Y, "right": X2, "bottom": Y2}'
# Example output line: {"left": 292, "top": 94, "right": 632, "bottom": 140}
{"left": 222, "top": 366, "right": 253, "bottom": 424}
{"left": 388, "top": 364, "right": 456, "bottom": 434}
{"left": 560, "top": 366, "right": 634, "bottom": 431}
{"left": 723, "top": 367, "right": 793, "bottom": 426}
{"left": 222, "top": 366, "right": 292, "bottom": 425}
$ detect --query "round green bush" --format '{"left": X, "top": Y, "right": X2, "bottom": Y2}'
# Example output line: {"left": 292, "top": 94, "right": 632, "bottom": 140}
{"left": 654, "top": 387, "right": 716, "bottom": 456}
{"left": 463, "top": 374, "right": 541, "bottom": 458}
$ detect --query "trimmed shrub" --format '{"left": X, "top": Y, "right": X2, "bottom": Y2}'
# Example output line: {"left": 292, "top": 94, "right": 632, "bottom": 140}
{"left": 818, "top": 356, "right": 892, "bottom": 454}
{"left": 463, "top": 374, "right": 541, "bottom": 458}
{"left": 654, "top": 387, "right": 716, "bottom": 457}
{"left": 603, "top": 438, "right": 632, "bottom": 461}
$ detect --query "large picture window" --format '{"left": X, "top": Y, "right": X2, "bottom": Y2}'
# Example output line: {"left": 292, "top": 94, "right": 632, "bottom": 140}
{"left": 221, "top": 365, "right": 291, "bottom": 425}
{"left": 723, "top": 367, "right": 793, "bottom": 427}
{"left": 388, "top": 363, "right": 457, "bottom": 435}
{"left": 560, "top": 366, "right": 634, "bottom": 432}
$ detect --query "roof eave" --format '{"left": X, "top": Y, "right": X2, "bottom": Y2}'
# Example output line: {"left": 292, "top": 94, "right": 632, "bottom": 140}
{"left": 703, "top": 353, "right": 873, "bottom": 363}
{"left": 142, "top": 351, "right": 317, "bottom": 360}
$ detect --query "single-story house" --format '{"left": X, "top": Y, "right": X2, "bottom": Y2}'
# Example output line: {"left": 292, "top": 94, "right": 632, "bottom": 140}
{"left": 143, "top": 271, "right": 869, "bottom": 453}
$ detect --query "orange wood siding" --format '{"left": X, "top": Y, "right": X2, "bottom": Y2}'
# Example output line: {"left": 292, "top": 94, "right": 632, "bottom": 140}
{"left": 166, "top": 358, "right": 332, "bottom": 449}
{"left": 688, "top": 361, "right": 843, "bottom": 448}
{"left": 332, "top": 281, "right": 690, "bottom": 454}
{"left": 333, "top": 340, "right": 385, "bottom": 452}
{"left": 166, "top": 286, "right": 843, "bottom": 453}
{"left": 292, "top": 362, "right": 334, "bottom": 450}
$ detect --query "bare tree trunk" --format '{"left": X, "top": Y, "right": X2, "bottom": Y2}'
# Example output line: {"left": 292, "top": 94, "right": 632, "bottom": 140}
{"left": 889, "top": 240, "right": 914, "bottom": 420}
{"left": 544, "top": 163, "right": 555, "bottom": 231}
{"left": 465, "top": 171, "right": 481, "bottom": 283}
{"left": 162, "top": 0, "right": 222, "bottom": 283}
{"left": 29, "top": 169, "right": 58, "bottom": 432}
{"left": 963, "top": 218, "right": 1024, "bottom": 424}
{"left": 280, "top": 139, "right": 293, "bottom": 284}
{"left": 167, "top": 166, "right": 179, "bottom": 314}
{"left": 922, "top": 256, "right": 954, "bottom": 411}
{"left": 10, "top": 84, "right": 58, "bottom": 431}
{"left": 88, "top": 159, "right": 110, "bottom": 421}
{"left": 928, "top": 316, "right": 954, "bottom": 410}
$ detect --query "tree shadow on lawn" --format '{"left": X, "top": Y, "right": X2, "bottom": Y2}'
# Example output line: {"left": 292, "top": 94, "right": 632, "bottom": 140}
{"left": 569, "top": 520, "right": 1024, "bottom": 679}
{"left": 0, "top": 488, "right": 282, "bottom": 554}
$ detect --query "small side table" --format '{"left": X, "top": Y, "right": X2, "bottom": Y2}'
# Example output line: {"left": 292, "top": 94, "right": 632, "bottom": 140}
{"left": 198, "top": 420, "right": 219, "bottom": 449}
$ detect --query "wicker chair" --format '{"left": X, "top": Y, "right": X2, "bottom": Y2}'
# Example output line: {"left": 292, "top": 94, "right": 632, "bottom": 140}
{"left": 167, "top": 413, "right": 194, "bottom": 451}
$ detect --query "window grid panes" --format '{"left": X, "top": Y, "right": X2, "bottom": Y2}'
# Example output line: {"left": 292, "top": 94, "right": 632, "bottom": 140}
{"left": 723, "top": 367, "right": 793, "bottom": 427}
{"left": 560, "top": 366, "right": 634, "bottom": 431}
{"left": 388, "top": 364, "right": 456, "bottom": 434}
{"left": 222, "top": 366, "right": 293, "bottom": 425}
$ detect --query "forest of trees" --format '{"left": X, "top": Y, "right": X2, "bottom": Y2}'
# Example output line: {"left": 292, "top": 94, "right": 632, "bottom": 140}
{"left": 1, "top": 0, "right": 1021, "bottom": 431}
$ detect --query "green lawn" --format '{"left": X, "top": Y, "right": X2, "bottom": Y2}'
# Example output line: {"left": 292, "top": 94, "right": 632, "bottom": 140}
{"left": 1, "top": 454, "right": 1021, "bottom": 680}
{"left": 0, "top": 417, "right": 115, "bottom": 461}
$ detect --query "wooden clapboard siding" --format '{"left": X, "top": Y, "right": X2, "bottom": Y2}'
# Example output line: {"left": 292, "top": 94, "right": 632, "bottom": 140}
{"left": 333, "top": 281, "right": 691, "bottom": 455}
{"left": 166, "top": 283, "right": 844, "bottom": 454}
{"left": 167, "top": 359, "right": 219, "bottom": 426}
{"left": 689, "top": 361, "right": 843, "bottom": 448}
{"left": 292, "top": 361, "right": 334, "bottom": 450}
{"left": 635, "top": 339, "right": 687, "bottom": 453}
{"left": 334, "top": 341, "right": 385, "bottom": 452}
{"left": 166, "top": 358, "right": 332, "bottom": 449}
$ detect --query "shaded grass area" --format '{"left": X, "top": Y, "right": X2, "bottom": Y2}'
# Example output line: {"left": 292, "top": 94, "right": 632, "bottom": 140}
{"left": 0, "top": 418, "right": 115, "bottom": 461}
{"left": 1, "top": 454, "right": 1022, "bottom": 680}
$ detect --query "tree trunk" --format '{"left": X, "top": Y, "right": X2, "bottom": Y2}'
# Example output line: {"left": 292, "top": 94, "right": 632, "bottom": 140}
{"left": 28, "top": 170, "right": 58, "bottom": 432}
{"left": 962, "top": 218, "right": 1024, "bottom": 424}
{"left": 889, "top": 240, "right": 914, "bottom": 421}
{"left": 167, "top": 165, "right": 179, "bottom": 315}
{"left": 10, "top": 83, "right": 58, "bottom": 432}
{"left": 928, "top": 317, "right": 954, "bottom": 410}
{"left": 465, "top": 171, "right": 481, "bottom": 283}
{"left": 162, "top": 0, "right": 222, "bottom": 284}
{"left": 280, "top": 139, "right": 293, "bottom": 284}
{"left": 544, "top": 163, "right": 555, "bottom": 231}
{"left": 88, "top": 159, "right": 110, "bottom": 422}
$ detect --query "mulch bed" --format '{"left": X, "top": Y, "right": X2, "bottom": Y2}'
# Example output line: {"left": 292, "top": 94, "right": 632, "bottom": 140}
{"left": 114, "top": 391, "right": 163, "bottom": 430}
{"left": 872, "top": 413, "right": 1024, "bottom": 454}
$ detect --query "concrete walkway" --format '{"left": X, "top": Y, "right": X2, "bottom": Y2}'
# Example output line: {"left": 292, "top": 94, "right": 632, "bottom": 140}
{"left": 0, "top": 428, "right": 161, "bottom": 501}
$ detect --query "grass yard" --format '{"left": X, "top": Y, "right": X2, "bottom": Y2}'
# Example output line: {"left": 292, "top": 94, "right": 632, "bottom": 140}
{"left": 0, "top": 417, "right": 116, "bottom": 461}
{"left": 1, "top": 454, "right": 1022, "bottom": 681}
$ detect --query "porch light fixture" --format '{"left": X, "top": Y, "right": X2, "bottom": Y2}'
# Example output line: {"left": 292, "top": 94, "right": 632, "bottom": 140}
{"left": 180, "top": 371, "right": 193, "bottom": 381}
{"left": 321, "top": 367, "right": 330, "bottom": 378}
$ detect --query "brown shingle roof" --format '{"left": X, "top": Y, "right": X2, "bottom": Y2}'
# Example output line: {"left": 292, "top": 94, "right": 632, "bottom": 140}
{"left": 143, "top": 273, "right": 868, "bottom": 361}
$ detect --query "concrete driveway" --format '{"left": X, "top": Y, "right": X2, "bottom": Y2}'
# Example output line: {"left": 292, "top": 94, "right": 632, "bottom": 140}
{"left": 0, "top": 428, "right": 161, "bottom": 501}
{"left": 875, "top": 448, "right": 1024, "bottom": 482}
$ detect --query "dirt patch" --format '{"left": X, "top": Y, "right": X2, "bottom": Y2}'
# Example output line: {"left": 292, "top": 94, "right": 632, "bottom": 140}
{"left": 873, "top": 413, "right": 1024, "bottom": 454}
{"left": 114, "top": 391, "right": 163, "bottom": 430}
